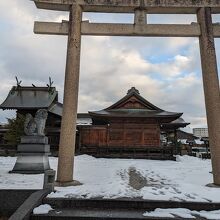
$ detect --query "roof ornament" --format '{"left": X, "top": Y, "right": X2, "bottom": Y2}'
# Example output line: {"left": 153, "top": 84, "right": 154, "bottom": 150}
{"left": 15, "top": 76, "right": 22, "bottom": 88}
{"left": 47, "top": 77, "right": 54, "bottom": 94}
{"left": 127, "top": 87, "right": 140, "bottom": 95}
{"left": 47, "top": 77, "right": 54, "bottom": 89}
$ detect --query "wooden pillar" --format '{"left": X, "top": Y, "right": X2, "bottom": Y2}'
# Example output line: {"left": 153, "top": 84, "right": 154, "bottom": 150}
{"left": 56, "top": 4, "right": 82, "bottom": 186}
{"left": 197, "top": 7, "right": 220, "bottom": 185}
{"left": 173, "top": 129, "right": 178, "bottom": 155}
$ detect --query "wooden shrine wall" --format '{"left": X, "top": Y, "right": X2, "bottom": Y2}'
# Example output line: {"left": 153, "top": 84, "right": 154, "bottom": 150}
{"left": 79, "top": 122, "right": 160, "bottom": 148}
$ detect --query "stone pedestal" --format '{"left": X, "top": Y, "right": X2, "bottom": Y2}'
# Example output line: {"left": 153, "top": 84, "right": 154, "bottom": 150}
{"left": 10, "top": 136, "right": 51, "bottom": 174}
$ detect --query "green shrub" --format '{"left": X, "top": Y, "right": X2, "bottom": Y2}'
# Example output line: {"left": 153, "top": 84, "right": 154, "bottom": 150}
{"left": 4, "top": 114, "right": 25, "bottom": 145}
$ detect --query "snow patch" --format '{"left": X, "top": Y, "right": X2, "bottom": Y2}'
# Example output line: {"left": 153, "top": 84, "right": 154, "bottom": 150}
{"left": 143, "top": 208, "right": 220, "bottom": 219}
{"left": 33, "top": 204, "right": 54, "bottom": 215}
{"left": 193, "top": 210, "right": 220, "bottom": 220}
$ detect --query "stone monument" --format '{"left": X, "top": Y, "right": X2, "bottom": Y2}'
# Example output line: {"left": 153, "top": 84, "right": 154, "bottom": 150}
{"left": 10, "top": 109, "right": 51, "bottom": 174}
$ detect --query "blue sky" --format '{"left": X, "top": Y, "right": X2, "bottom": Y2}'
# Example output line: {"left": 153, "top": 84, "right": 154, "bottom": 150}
{"left": 0, "top": 1, "right": 220, "bottom": 132}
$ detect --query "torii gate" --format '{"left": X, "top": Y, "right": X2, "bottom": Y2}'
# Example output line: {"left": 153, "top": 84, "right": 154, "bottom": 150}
{"left": 32, "top": 0, "right": 220, "bottom": 186}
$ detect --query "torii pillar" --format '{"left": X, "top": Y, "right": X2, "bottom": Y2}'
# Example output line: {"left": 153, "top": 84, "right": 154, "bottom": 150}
{"left": 56, "top": 4, "right": 82, "bottom": 186}
{"left": 197, "top": 8, "right": 220, "bottom": 185}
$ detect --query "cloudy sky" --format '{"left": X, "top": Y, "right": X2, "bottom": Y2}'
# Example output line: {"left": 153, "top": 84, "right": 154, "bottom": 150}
{"left": 0, "top": 1, "right": 220, "bottom": 131}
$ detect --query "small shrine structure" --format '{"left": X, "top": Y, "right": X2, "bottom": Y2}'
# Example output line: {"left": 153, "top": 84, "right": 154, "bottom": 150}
{"left": 0, "top": 85, "right": 60, "bottom": 116}
{"left": 78, "top": 87, "right": 188, "bottom": 159}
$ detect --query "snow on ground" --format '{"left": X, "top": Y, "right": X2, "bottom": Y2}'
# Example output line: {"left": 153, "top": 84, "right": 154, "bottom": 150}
{"left": 0, "top": 157, "right": 44, "bottom": 189}
{"left": 143, "top": 208, "right": 220, "bottom": 219}
{"left": 0, "top": 155, "right": 220, "bottom": 203}
{"left": 33, "top": 204, "right": 54, "bottom": 214}
{"left": 143, "top": 208, "right": 193, "bottom": 218}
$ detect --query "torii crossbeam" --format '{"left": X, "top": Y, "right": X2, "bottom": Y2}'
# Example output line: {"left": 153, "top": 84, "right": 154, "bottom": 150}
{"left": 32, "top": 0, "right": 220, "bottom": 186}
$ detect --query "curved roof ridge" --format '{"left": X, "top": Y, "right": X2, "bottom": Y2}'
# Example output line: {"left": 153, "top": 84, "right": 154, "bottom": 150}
{"left": 105, "top": 87, "right": 162, "bottom": 111}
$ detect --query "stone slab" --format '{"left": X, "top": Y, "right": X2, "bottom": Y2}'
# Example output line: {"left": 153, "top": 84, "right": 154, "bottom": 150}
{"left": 31, "top": 207, "right": 157, "bottom": 219}
{"left": 44, "top": 197, "right": 220, "bottom": 211}
{"left": 21, "top": 136, "right": 48, "bottom": 144}
{"left": 0, "top": 190, "right": 38, "bottom": 218}
{"left": 9, "top": 189, "right": 50, "bottom": 220}
{"left": 17, "top": 144, "right": 50, "bottom": 153}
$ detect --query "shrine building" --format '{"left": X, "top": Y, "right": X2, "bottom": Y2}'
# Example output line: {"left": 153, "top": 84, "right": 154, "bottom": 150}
{"left": 0, "top": 85, "right": 189, "bottom": 159}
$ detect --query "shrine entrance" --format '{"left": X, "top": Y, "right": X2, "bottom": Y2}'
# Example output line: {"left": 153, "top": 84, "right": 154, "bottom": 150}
{"left": 32, "top": 0, "right": 220, "bottom": 186}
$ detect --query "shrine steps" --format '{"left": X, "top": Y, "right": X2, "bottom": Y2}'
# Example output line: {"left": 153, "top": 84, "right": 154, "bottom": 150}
{"left": 31, "top": 208, "right": 176, "bottom": 220}
{"left": 31, "top": 197, "right": 220, "bottom": 220}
